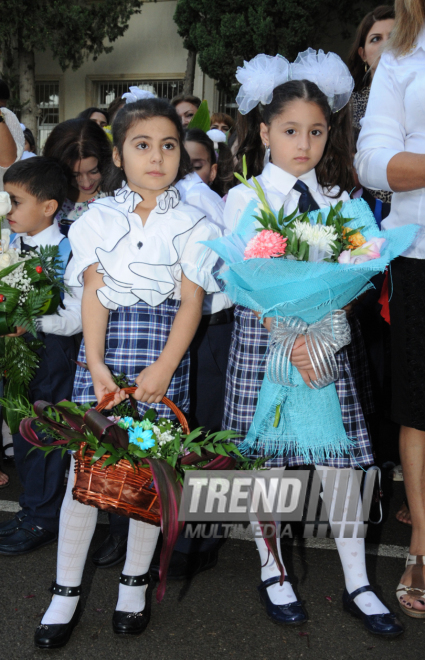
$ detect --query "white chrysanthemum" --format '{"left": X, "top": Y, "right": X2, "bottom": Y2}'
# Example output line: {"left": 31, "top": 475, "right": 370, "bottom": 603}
{"left": 294, "top": 221, "right": 338, "bottom": 252}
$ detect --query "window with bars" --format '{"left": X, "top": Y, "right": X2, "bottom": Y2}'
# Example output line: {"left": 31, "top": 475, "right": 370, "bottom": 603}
{"left": 218, "top": 89, "right": 238, "bottom": 119}
{"left": 97, "top": 79, "right": 184, "bottom": 108}
{"left": 36, "top": 81, "right": 60, "bottom": 151}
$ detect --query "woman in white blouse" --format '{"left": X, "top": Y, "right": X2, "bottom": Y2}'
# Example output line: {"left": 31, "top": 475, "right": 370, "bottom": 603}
{"left": 355, "top": 0, "right": 425, "bottom": 619}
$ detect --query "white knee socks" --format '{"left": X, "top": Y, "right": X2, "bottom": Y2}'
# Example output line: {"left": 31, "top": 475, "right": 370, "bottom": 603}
{"left": 42, "top": 455, "right": 98, "bottom": 625}
{"left": 252, "top": 522, "right": 297, "bottom": 605}
{"left": 318, "top": 467, "right": 389, "bottom": 616}
{"left": 115, "top": 520, "right": 160, "bottom": 613}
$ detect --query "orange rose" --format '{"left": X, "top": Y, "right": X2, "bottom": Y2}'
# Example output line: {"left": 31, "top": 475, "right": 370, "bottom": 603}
{"left": 343, "top": 228, "right": 366, "bottom": 250}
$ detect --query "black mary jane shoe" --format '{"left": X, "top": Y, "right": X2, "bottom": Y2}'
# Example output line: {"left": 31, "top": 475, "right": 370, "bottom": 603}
{"left": 258, "top": 576, "right": 308, "bottom": 626}
{"left": 343, "top": 585, "right": 404, "bottom": 638}
{"left": 34, "top": 582, "right": 82, "bottom": 649}
{"left": 112, "top": 572, "right": 151, "bottom": 636}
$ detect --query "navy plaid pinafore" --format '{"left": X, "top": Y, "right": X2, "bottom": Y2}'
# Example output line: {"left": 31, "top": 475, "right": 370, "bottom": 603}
{"left": 73, "top": 298, "right": 189, "bottom": 420}
{"left": 222, "top": 305, "right": 374, "bottom": 468}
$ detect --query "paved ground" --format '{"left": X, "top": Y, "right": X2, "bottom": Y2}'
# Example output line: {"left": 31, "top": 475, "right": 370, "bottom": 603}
{"left": 0, "top": 462, "right": 423, "bottom": 660}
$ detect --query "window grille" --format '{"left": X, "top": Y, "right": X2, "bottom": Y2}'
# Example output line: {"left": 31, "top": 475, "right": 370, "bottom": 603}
{"left": 97, "top": 79, "right": 184, "bottom": 107}
{"left": 36, "top": 82, "right": 60, "bottom": 150}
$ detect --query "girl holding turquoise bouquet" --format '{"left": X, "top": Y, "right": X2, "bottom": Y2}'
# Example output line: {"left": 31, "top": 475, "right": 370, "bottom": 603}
{"left": 221, "top": 50, "right": 404, "bottom": 636}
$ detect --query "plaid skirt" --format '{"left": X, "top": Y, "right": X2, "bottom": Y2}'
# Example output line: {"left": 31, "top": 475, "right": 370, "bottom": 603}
{"left": 222, "top": 305, "right": 373, "bottom": 468}
{"left": 73, "top": 298, "right": 190, "bottom": 419}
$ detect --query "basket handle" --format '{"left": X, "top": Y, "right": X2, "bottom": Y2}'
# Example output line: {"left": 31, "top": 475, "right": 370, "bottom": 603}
{"left": 95, "top": 387, "right": 190, "bottom": 435}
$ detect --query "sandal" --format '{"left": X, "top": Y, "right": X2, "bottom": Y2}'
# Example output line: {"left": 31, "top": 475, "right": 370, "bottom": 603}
{"left": 396, "top": 554, "right": 425, "bottom": 618}
{"left": 395, "top": 500, "right": 411, "bottom": 526}
{"left": 0, "top": 470, "right": 9, "bottom": 489}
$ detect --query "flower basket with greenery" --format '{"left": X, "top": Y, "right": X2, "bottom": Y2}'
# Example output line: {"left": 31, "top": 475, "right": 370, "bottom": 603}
{"left": 6, "top": 387, "right": 246, "bottom": 600}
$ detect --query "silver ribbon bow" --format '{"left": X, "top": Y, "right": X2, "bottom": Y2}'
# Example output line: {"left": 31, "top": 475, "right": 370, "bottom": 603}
{"left": 266, "top": 310, "right": 351, "bottom": 389}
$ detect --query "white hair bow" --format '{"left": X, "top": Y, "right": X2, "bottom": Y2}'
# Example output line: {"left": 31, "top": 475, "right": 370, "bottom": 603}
{"left": 121, "top": 86, "right": 156, "bottom": 104}
{"left": 235, "top": 49, "right": 354, "bottom": 114}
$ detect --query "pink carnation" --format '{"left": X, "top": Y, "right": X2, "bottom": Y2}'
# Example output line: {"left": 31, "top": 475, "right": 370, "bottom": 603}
{"left": 244, "top": 230, "right": 288, "bottom": 260}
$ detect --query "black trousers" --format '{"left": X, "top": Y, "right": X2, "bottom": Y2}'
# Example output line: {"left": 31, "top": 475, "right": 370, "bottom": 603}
{"left": 13, "top": 333, "right": 80, "bottom": 533}
{"left": 175, "top": 318, "right": 234, "bottom": 554}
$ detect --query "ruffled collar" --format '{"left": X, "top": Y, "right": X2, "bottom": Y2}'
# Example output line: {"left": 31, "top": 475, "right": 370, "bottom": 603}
{"left": 114, "top": 183, "right": 181, "bottom": 214}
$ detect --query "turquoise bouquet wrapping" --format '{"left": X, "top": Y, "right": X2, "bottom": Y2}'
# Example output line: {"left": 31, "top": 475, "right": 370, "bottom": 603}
{"left": 203, "top": 197, "right": 418, "bottom": 463}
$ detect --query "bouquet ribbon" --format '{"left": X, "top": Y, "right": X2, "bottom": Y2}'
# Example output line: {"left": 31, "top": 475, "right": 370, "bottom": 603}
{"left": 267, "top": 310, "right": 351, "bottom": 389}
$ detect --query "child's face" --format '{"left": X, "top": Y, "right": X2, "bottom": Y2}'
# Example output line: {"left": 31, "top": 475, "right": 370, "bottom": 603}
{"left": 185, "top": 140, "right": 217, "bottom": 185}
{"left": 260, "top": 99, "right": 329, "bottom": 178}
{"left": 4, "top": 183, "right": 58, "bottom": 236}
{"left": 114, "top": 117, "right": 181, "bottom": 195}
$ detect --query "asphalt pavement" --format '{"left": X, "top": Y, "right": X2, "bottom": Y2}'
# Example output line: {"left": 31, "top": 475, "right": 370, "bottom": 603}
{"left": 0, "top": 462, "right": 423, "bottom": 660}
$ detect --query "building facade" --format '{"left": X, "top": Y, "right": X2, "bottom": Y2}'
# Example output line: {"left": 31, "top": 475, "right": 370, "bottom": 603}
{"left": 34, "top": 1, "right": 221, "bottom": 147}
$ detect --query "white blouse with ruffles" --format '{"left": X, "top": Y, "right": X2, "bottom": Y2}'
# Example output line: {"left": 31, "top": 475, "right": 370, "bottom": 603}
{"left": 68, "top": 183, "right": 221, "bottom": 309}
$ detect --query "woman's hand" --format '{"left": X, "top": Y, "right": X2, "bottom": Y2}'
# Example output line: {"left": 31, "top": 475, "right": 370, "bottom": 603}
{"left": 90, "top": 362, "right": 127, "bottom": 409}
{"left": 134, "top": 360, "right": 174, "bottom": 404}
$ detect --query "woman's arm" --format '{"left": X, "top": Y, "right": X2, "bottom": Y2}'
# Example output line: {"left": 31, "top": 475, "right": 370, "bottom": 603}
{"left": 355, "top": 55, "right": 409, "bottom": 193}
{"left": 134, "top": 274, "right": 204, "bottom": 403}
{"left": 82, "top": 264, "right": 125, "bottom": 407}
{"left": 387, "top": 152, "right": 425, "bottom": 192}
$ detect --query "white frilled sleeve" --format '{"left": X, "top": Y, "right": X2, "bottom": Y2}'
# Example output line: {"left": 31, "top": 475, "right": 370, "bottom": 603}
{"left": 177, "top": 217, "right": 222, "bottom": 295}
{"left": 354, "top": 54, "right": 405, "bottom": 192}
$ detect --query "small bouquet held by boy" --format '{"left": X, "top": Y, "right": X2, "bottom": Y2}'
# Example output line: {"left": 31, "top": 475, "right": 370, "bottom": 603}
{"left": 205, "top": 154, "right": 418, "bottom": 464}
{"left": 7, "top": 386, "right": 243, "bottom": 600}
{"left": 0, "top": 210, "right": 69, "bottom": 432}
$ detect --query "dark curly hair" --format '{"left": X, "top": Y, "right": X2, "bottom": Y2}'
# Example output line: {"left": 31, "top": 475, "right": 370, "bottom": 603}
{"left": 105, "top": 98, "right": 192, "bottom": 192}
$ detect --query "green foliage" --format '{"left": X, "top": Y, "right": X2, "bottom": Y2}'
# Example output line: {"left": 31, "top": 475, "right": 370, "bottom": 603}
{"left": 187, "top": 100, "right": 211, "bottom": 132}
{"left": 0, "top": 336, "right": 43, "bottom": 388}
{"left": 174, "top": 0, "right": 378, "bottom": 94}
{"left": 0, "top": 0, "right": 143, "bottom": 71}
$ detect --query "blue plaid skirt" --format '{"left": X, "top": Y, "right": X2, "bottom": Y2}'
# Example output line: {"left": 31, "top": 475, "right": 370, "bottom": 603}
{"left": 73, "top": 299, "right": 190, "bottom": 419}
{"left": 222, "top": 305, "right": 373, "bottom": 468}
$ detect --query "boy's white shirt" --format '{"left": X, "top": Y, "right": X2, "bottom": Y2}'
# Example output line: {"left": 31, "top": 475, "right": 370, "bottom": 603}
{"left": 9, "top": 220, "right": 82, "bottom": 336}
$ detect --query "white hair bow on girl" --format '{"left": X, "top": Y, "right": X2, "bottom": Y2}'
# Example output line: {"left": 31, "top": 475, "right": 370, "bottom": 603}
{"left": 235, "top": 49, "right": 354, "bottom": 115}
{"left": 121, "top": 86, "right": 156, "bottom": 104}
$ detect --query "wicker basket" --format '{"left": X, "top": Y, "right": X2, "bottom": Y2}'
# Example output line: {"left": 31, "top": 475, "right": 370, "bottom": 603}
{"left": 72, "top": 390, "right": 190, "bottom": 525}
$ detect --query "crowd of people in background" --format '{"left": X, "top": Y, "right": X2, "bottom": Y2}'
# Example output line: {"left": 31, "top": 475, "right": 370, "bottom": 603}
{"left": 1, "top": 0, "right": 425, "bottom": 648}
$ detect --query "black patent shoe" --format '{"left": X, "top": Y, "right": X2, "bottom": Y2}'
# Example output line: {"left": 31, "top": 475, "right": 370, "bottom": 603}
{"left": 113, "top": 572, "right": 151, "bottom": 636}
{"left": 343, "top": 585, "right": 404, "bottom": 637}
{"left": 258, "top": 576, "right": 308, "bottom": 625}
{"left": 91, "top": 533, "right": 128, "bottom": 568}
{"left": 34, "top": 583, "right": 82, "bottom": 649}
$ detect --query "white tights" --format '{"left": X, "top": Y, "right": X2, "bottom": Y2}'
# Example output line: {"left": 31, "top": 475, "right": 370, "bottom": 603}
{"left": 254, "top": 467, "right": 389, "bottom": 616}
{"left": 42, "top": 456, "right": 159, "bottom": 625}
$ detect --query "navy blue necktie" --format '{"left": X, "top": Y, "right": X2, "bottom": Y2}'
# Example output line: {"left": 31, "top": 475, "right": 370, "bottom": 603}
{"left": 293, "top": 180, "right": 320, "bottom": 213}
{"left": 20, "top": 236, "right": 37, "bottom": 253}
